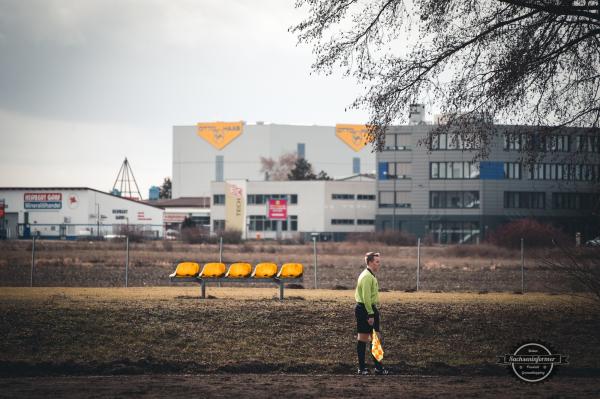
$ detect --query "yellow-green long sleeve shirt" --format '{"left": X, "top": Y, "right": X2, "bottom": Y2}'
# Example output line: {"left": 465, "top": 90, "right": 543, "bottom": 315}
{"left": 354, "top": 268, "right": 379, "bottom": 315}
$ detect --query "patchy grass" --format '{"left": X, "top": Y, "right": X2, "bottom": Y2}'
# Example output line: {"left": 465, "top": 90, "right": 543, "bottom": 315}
{"left": 0, "top": 288, "right": 598, "bottom": 376}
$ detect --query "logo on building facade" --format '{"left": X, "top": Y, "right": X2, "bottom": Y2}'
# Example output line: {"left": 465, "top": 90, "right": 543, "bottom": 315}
{"left": 335, "top": 124, "right": 370, "bottom": 152}
{"left": 197, "top": 122, "right": 243, "bottom": 150}
{"left": 67, "top": 193, "right": 80, "bottom": 210}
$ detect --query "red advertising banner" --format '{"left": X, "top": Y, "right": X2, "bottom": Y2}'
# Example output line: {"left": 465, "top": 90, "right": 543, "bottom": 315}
{"left": 268, "top": 199, "right": 287, "bottom": 220}
{"left": 0, "top": 202, "right": 4, "bottom": 218}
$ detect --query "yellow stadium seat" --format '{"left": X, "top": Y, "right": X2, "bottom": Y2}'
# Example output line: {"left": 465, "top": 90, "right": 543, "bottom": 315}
{"left": 199, "top": 262, "right": 226, "bottom": 278}
{"left": 252, "top": 262, "right": 278, "bottom": 278}
{"left": 277, "top": 263, "right": 303, "bottom": 279}
{"left": 226, "top": 262, "right": 252, "bottom": 278}
{"left": 169, "top": 262, "right": 200, "bottom": 278}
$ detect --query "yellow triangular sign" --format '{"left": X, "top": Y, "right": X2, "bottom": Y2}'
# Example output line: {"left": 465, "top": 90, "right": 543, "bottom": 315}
{"left": 335, "top": 124, "right": 370, "bottom": 152}
{"left": 371, "top": 330, "right": 384, "bottom": 361}
{"left": 197, "top": 122, "right": 243, "bottom": 150}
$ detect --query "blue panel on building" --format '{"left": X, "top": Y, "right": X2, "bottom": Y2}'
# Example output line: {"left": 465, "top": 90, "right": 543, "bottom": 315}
{"left": 378, "top": 162, "right": 388, "bottom": 180}
{"left": 353, "top": 157, "right": 360, "bottom": 174}
{"left": 480, "top": 161, "right": 504, "bottom": 180}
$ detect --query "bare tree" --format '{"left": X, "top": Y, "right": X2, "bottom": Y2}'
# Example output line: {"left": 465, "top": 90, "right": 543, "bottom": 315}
{"left": 545, "top": 240, "right": 600, "bottom": 310}
{"left": 260, "top": 152, "right": 298, "bottom": 180}
{"left": 292, "top": 0, "right": 600, "bottom": 157}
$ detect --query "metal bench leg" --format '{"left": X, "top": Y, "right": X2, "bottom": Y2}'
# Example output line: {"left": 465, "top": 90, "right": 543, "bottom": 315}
{"left": 201, "top": 280, "right": 206, "bottom": 299}
{"left": 279, "top": 281, "right": 284, "bottom": 300}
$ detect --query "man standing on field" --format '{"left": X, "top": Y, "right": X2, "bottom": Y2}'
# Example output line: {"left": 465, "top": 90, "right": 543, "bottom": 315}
{"left": 355, "top": 251, "right": 390, "bottom": 375}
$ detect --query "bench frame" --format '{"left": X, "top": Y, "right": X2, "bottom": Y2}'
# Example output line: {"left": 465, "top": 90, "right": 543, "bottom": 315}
{"left": 169, "top": 276, "right": 302, "bottom": 300}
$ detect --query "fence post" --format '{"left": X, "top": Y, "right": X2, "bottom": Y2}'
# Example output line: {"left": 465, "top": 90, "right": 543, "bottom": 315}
{"left": 417, "top": 237, "right": 421, "bottom": 291}
{"left": 520, "top": 237, "right": 524, "bottom": 294}
{"left": 219, "top": 236, "right": 223, "bottom": 262}
{"left": 125, "top": 235, "right": 129, "bottom": 287}
{"left": 313, "top": 236, "right": 318, "bottom": 289}
{"left": 218, "top": 236, "right": 223, "bottom": 288}
{"left": 30, "top": 236, "right": 36, "bottom": 287}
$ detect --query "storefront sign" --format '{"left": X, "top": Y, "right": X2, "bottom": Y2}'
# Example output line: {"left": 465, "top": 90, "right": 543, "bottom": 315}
{"left": 164, "top": 213, "right": 187, "bottom": 223}
{"left": 24, "top": 193, "right": 62, "bottom": 209}
{"left": 268, "top": 199, "right": 287, "bottom": 220}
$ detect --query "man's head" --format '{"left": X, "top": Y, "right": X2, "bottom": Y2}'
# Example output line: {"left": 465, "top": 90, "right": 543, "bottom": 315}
{"left": 365, "top": 251, "right": 380, "bottom": 272}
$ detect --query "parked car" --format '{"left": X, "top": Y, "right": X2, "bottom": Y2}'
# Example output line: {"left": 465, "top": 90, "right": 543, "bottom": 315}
{"left": 585, "top": 236, "right": 600, "bottom": 247}
{"left": 165, "top": 229, "right": 180, "bottom": 240}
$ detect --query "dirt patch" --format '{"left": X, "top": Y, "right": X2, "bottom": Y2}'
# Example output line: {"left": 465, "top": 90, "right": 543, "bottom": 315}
{"left": 1, "top": 374, "right": 600, "bottom": 398}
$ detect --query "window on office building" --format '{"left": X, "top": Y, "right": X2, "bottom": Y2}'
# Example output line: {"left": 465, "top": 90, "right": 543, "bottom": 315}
{"left": 357, "top": 219, "right": 375, "bottom": 225}
{"left": 528, "top": 164, "right": 599, "bottom": 181}
{"left": 332, "top": 194, "right": 355, "bottom": 200}
{"left": 247, "top": 194, "right": 298, "bottom": 204}
{"left": 545, "top": 135, "right": 570, "bottom": 152}
{"left": 384, "top": 134, "right": 411, "bottom": 150}
{"left": 504, "top": 192, "right": 546, "bottom": 209}
{"left": 387, "top": 162, "right": 412, "bottom": 179}
{"left": 429, "top": 191, "right": 480, "bottom": 209}
{"left": 552, "top": 193, "right": 600, "bottom": 210}
{"left": 576, "top": 135, "right": 600, "bottom": 153}
{"left": 431, "top": 132, "right": 480, "bottom": 150}
{"left": 378, "top": 191, "right": 411, "bottom": 208}
{"left": 430, "top": 162, "right": 479, "bottom": 179}
{"left": 213, "top": 194, "right": 225, "bottom": 205}
{"left": 504, "top": 162, "right": 522, "bottom": 179}
{"left": 331, "top": 219, "right": 354, "bottom": 225}
{"left": 357, "top": 194, "right": 376, "bottom": 200}
{"left": 429, "top": 221, "right": 480, "bottom": 244}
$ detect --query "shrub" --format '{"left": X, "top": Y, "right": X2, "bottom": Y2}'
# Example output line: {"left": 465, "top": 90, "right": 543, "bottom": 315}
{"left": 486, "top": 219, "right": 570, "bottom": 249}
{"left": 444, "top": 243, "right": 516, "bottom": 258}
{"left": 220, "top": 229, "right": 242, "bottom": 244}
{"left": 180, "top": 227, "right": 209, "bottom": 244}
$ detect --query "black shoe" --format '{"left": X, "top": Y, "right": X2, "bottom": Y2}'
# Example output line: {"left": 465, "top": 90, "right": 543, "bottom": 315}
{"left": 374, "top": 367, "right": 391, "bottom": 375}
{"left": 357, "top": 368, "right": 370, "bottom": 375}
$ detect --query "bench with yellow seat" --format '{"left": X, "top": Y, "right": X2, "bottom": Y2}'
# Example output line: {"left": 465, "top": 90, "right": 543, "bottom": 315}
{"left": 169, "top": 261, "right": 303, "bottom": 299}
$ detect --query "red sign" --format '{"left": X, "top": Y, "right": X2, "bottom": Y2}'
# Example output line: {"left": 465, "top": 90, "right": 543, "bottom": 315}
{"left": 0, "top": 203, "right": 4, "bottom": 218}
{"left": 24, "top": 193, "right": 62, "bottom": 202}
{"left": 268, "top": 199, "right": 287, "bottom": 220}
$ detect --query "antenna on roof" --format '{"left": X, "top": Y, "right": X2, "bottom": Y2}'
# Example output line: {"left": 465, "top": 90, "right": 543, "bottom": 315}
{"left": 111, "top": 158, "right": 142, "bottom": 200}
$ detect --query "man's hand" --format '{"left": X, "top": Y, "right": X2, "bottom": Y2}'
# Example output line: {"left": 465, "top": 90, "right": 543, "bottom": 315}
{"left": 368, "top": 317, "right": 374, "bottom": 326}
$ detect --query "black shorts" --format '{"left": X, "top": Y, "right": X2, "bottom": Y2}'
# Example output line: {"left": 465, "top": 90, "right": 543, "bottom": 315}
{"left": 355, "top": 303, "right": 380, "bottom": 333}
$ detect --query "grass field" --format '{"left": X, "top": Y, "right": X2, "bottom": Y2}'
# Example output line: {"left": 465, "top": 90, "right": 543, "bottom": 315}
{"left": 1, "top": 287, "right": 598, "bottom": 375}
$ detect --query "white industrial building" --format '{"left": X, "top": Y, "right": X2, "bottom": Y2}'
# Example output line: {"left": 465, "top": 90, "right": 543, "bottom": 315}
{"left": 172, "top": 122, "right": 378, "bottom": 198}
{"left": 0, "top": 188, "right": 164, "bottom": 240}
{"left": 210, "top": 177, "right": 376, "bottom": 240}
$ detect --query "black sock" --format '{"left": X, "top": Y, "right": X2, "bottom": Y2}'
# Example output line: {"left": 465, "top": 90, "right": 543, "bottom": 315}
{"left": 357, "top": 341, "right": 366, "bottom": 370}
{"left": 368, "top": 342, "right": 383, "bottom": 370}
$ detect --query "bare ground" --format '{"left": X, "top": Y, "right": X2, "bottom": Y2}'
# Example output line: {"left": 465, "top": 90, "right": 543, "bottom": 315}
{"left": 1, "top": 374, "right": 599, "bottom": 399}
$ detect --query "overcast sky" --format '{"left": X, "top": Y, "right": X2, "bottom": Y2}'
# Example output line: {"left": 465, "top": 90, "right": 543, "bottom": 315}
{"left": 0, "top": 0, "right": 372, "bottom": 196}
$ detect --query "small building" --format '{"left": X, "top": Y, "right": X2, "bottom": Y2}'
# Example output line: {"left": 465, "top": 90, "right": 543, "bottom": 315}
{"left": 0, "top": 187, "right": 164, "bottom": 239}
{"left": 210, "top": 176, "right": 376, "bottom": 241}
{"left": 144, "top": 197, "right": 211, "bottom": 231}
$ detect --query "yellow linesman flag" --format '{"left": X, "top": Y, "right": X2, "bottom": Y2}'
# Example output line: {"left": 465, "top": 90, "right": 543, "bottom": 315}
{"left": 371, "top": 331, "right": 384, "bottom": 362}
